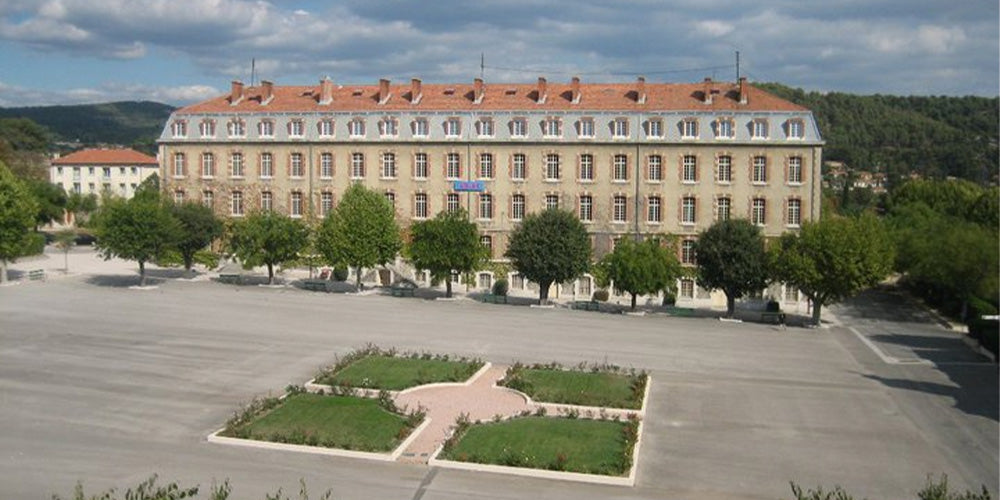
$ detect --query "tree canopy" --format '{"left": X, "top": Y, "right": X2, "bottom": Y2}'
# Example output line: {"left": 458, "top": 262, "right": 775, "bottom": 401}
{"left": 25, "top": 177, "right": 67, "bottom": 227}
{"left": 771, "top": 214, "right": 895, "bottom": 325}
{"left": 227, "top": 211, "right": 309, "bottom": 285}
{"left": 406, "top": 209, "right": 487, "bottom": 298}
{"left": 693, "top": 219, "right": 769, "bottom": 318}
{"left": 170, "top": 201, "right": 223, "bottom": 272}
{"left": 505, "top": 208, "right": 591, "bottom": 304}
{"left": 596, "top": 236, "right": 682, "bottom": 310}
{"left": 315, "top": 183, "right": 401, "bottom": 289}
{"left": 0, "top": 161, "right": 39, "bottom": 283}
{"left": 93, "top": 194, "right": 181, "bottom": 286}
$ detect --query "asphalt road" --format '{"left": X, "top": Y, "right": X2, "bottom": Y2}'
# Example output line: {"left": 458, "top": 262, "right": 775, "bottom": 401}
{"left": 1, "top": 272, "right": 996, "bottom": 499}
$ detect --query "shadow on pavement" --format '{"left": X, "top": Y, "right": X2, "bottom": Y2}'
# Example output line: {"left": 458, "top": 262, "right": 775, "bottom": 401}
{"left": 862, "top": 370, "right": 999, "bottom": 422}
{"left": 84, "top": 274, "right": 164, "bottom": 288}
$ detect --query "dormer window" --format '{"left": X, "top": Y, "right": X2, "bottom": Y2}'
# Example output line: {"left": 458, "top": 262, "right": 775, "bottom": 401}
{"left": 199, "top": 120, "right": 215, "bottom": 138}
{"left": 611, "top": 118, "right": 629, "bottom": 139}
{"left": 681, "top": 118, "right": 698, "bottom": 139}
{"left": 227, "top": 119, "right": 246, "bottom": 138}
{"left": 542, "top": 117, "right": 562, "bottom": 138}
{"left": 646, "top": 119, "right": 663, "bottom": 138}
{"left": 258, "top": 120, "right": 274, "bottom": 137}
{"left": 510, "top": 118, "right": 527, "bottom": 138}
{"left": 444, "top": 117, "right": 462, "bottom": 138}
{"left": 786, "top": 119, "right": 804, "bottom": 139}
{"left": 288, "top": 119, "right": 304, "bottom": 138}
{"left": 379, "top": 117, "right": 399, "bottom": 138}
{"left": 578, "top": 118, "right": 595, "bottom": 138}
{"left": 348, "top": 118, "right": 366, "bottom": 138}
{"left": 476, "top": 118, "right": 494, "bottom": 137}
{"left": 171, "top": 120, "right": 187, "bottom": 138}
{"left": 751, "top": 118, "right": 769, "bottom": 139}
{"left": 412, "top": 118, "right": 428, "bottom": 137}
{"left": 715, "top": 118, "right": 734, "bottom": 139}
{"left": 317, "top": 119, "right": 334, "bottom": 138}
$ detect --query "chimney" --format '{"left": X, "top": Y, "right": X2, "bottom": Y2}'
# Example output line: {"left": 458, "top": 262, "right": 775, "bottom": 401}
{"left": 702, "top": 77, "right": 713, "bottom": 105}
{"left": 319, "top": 77, "right": 333, "bottom": 105}
{"left": 738, "top": 77, "right": 749, "bottom": 105}
{"left": 229, "top": 80, "right": 244, "bottom": 105}
{"left": 378, "top": 78, "right": 391, "bottom": 104}
{"left": 473, "top": 78, "right": 484, "bottom": 104}
{"left": 536, "top": 77, "right": 547, "bottom": 104}
{"left": 637, "top": 76, "right": 647, "bottom": 104}
{"left": 261, "top": 80, "right": 274, "bottom": 105}
{"left": 410, "top": 78, "right": 422, "bottom": 104}
{"left": 570, "top": 76, "right": 581, "bottom": 104}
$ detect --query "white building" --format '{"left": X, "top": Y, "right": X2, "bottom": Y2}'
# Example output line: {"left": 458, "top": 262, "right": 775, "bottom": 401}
{"left": 50, "top": 148, "right": 159, "bottom": 199}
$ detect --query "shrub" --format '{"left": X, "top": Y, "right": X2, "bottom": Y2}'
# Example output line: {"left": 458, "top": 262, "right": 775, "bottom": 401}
{"left": 592, "top": 289, "right": 609, "bottom": 302}
{"left": 332, "top": 266, "right": 349, "bottom": 281}
{"left": 21, "top": 232, "right": 45, "bottom": 257}
{"left": 492, "top": 278, "right": 509, "bottom": 297}
{"left": 967, "top": 296, "right": 999, "bottom": 321}
{"left": 662, "top": 291, "right": 676, "bottom": 306}
{"left": 766, "top": 299, "right": 781, "bottom": 312}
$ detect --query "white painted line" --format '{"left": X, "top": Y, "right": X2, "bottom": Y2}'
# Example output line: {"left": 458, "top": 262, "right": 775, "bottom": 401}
{"left": 848, "top": 327, "right": 933, "bottom": 366}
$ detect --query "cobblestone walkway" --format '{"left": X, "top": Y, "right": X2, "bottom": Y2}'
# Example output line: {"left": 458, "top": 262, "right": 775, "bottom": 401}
{"left": 393, "top": 364, "right": 529, "bottom": 464}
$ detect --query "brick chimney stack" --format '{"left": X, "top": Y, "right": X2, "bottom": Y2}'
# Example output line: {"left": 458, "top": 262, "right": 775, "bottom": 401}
{"left": 536, "top": 77, "right": 547, "bottom": 104}
{"left": 637, "top": 76, "right": 647, "bottom": 104}
{"left": 702, "top": 77, "right": 713, "bottom": 105}
{"left": 319, "top": 77, "right": 333, "bottom": 105}
{"left": 570, "top": 76, "right": 581, "bottom": 104}
{"left": 378, "top": 78, "right": 391, "bottom": 104}
{"left": 410, "top": 78, "right": 423, "bottom": 104}
{"left": 261, "top": 80, "right": 274, "bottom": 105}
{"left": 473, "top": 78, "right": 484, "bottom": 104}
{"left": 738, "top": 77, "right": 749, "bottom": 105}
{"left": 229, "top": 80, "right": 244, "bottom": 105}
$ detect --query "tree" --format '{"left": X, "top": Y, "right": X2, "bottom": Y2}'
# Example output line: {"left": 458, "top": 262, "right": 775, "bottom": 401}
{"left": 66, "top": 191, "right": 98, "bottom": 226}
{"left": 694, "top": 219, "right": 770, "bottom": 318}
{"left": 0, "top": 161, "right": 38, "bottom": 284}
{"left": 169, "top": 201, "right": 223, "bottom": 273}
{"left": 771, "top": 214, "right": 895, "bottom": 325}
{"left": 54, "top": 229, "right": 76, "bottom": 272}
{"left": 25, "top": 178, "right": 67, "bottom": 228}
{"left": 595, "top": 236, "right": 683, "bottom": 310}
{"left": 315, "top": 183, "right": 401, "bottom": 289}
{"left": 505, "top": 208, "right": 591, "bottom": 304}
{"left": 227, "top": 211, "right": 310, "bottom": 285}
{"left": 93, "top": 195, "right": 181, "bottom": 286}
{"left": 407, "top": 209, "right": 487, "bottom": 298}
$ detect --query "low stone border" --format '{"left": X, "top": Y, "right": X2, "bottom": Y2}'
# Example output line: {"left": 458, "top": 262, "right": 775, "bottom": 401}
{"left": 427, "top": 417, "right": 645, "bottom": 487}
{"left": 495, "top": 374, "right": 651, "bottom": 418}
{"left": 304, "top": 362, "right": 492, "bottom": 396}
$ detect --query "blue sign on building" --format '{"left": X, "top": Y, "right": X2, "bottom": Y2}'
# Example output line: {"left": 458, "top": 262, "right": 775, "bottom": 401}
{"left": 452, "top": 180, "right": 486, "bottom": 192}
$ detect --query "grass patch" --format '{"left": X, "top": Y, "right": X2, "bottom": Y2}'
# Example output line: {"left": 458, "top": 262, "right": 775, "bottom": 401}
{"left": 500, "top": 363, "right": 647, "bottom": 409}
{"left": 221, "top": 392, "right": 418, "bottom": 452}
{"left": 440, "top": 416, "right": 639, "bottom": 476}
{"left": 315, "top": 346, "right": 483, "bottom": 390}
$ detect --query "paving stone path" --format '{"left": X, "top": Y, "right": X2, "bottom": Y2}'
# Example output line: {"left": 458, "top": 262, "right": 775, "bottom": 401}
{"left": 393, "top": 364, "right": 529, "bottom": 464}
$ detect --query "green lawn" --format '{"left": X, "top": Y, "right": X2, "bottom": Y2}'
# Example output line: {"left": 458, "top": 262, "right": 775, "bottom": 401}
{"left": 317, "top": 355, "right": 482, "bottom": 390}
{"left": 506, "top": 368, "right": 645, "bottom": 409}
{"left": 440, "top": 417, "right": 633, "bottom": 476}
{"left": 224, "top": 393, "right": 411, "bottom": 452}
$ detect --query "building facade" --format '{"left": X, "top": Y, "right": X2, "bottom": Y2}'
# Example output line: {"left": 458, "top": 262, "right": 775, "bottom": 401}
{"left": 51, "top": 148, "right": 159, "bottom": 198}
{"left": 158, "top": 76, "right": 822, "bottom": 305}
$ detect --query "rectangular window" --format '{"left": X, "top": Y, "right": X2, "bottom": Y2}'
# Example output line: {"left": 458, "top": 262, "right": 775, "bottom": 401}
{"left": 320, "top": 153, "right": 333, "bottom": 178}
{"left": 351, "top": 152, "right": 365, "bottom": 179}
{"left": 444, "top": 118, "right": 461, "bottom": 137}
{"left": 787, "top": 199, "right": 802, "bottom": 226}
{"left": 545, "top": 194, "right": 560, "bottom": 211}
{"left": 381, "top": 152, "right": 397, "bottom": 178}
{"left": 199, "top": 120, "right": 215, "bottom": 138}
{"left": 201, "top": 153, "right": 215, "bottom": 178}
{"left": 321, "top": 192, "right": 333, "bottom": 216}
{"left": 579, "top": 119, "right": 594, "bottom": 138}
{"left": 753, "top": 156, "right": 767, "bottom": 183}
{"left": 202, "top": 190, "right": 213, "bottom": 208}
{"left": 231, "top": 153, "right": 244, "bottom": 177}
{"left": 612, "top": 118, "right": 628, "bottom": 138}
{"left": 290, "top": 192, "right": 303, "bottom": 217}
{"left": 681, "top": 119, "right": 698, "bottom": 139}
{"left": 785, "top": 285, "right": 800, "bottom": 302}
{"left": 414, "top": 193, "right": 428, "bottom": 218}
{"left": 717, "top": 155, "right": 732, "bottom": 183}
{"left": 349, "top": 119, "right": 365, "bottom": 138}
{"left": 752, "top": 198, "right": 766, "bottom": 226}
{"left": 228, "top": 120, "right": 246, "bottom": 138}
{"left": 290, "top": 153, "right": 304, "bottom": 178}
{"left": 682, "top": 155, "right": 697, "bottom": 182}
{"left": 511, "top": 194, "right": 525, "bottom": 220}
{"left": 412, "top": 119, "right": 428, "bottom": 137}
{"left": 231, "top": 191, "right": 244, "bottom": 216}
{"left": 788, "top": 120, "right": 804, "bottom": 139}
{"left": 414, "top": 152, "right": 428, "bottom": 179}
{"left": 647, "top": 155, "right": 662, "bottom": 181}
{"left": 289, "top": 120, "right": 304, "bottom": 138}
{"left": 717, "top": 197, "right": 731, "bottom": 221}
{"left": 173, "top": 153, "right": 185, "bottom": 177}
{"left": 447, "top": 193, "right": 460, "bottom": 212}
{"left": 648, "top": 119, "right": 663, "bottom": 138}
{"left": 579, "top": 195, "right": 593, "bottom": 222}
{"left": 479, "top": 153, "right": 494, "bottom": 179}
{"left": 171, "top": 120, "right": 186, "bottom": 138}
{"left": 680, "top": 278, "right": 695, "bottom": 299}
{"left": 479, "top": 193, "right": 493, "bottom": 220}
{"left": 681, "top": 240, "right": 696, "bottom": 265}
{"left": 511, "top": 118, "right": 527, "bottom": 138}
{"left": 318, "top": 120, "right": 334, "bottom": 137}
{"left": 681, "top": 197, "right": 696, "bottom": 224}
{"left": 613, "top": 195, "right": 627, "bottom": 222}
{"left": 716, "top": 118, "right": 733, "bottom": 139}
{"left": 261, "top": 191, "right": 273, "bottom": 211}
{"left": 512, "top": 153, "right": 526, "bottom": 180}
{"left": 446, "top": 153, "right": 461, "bottom": 179}
{"left": 752, "top": 119, "right": 769, "bottom": 139}
{"left": 579, "top": 154, "right": 594, "bottom": 181}
{"left": 259, "top": 120, "right": 274, "bottom": 137}
{"left": 173, "top": 191, "right": 184, "bottom": 204}
{"left": 543, "top": 118, "right": 561, "bottom": 138}
{"left": 545, "top": 153, "right": 560, "bottom": 180}
{"left": 379, "top": 118, "right": 398, "bottom": 138}
{"left": 260, "top": 153, "right": 273, "bottom": 178}
{"left": 477, "top": 119, "right": 494, "bottom": 137}
{"left": 788, "top": 157, "right": 803, "bottom": 184}
{"left": 481, "top": 236, "right": 493, "bottom": 258}
{"left": 613, "top": 154, "right": 628, "bottom": 181}
{"left": 647, "top": 196, "right": 662, "bottom": 223}
{"left": 384, "top": 192, "right": 396, "bottom": 208}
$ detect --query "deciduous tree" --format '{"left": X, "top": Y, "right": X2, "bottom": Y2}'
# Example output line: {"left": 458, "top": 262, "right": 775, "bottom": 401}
{"left": 407, "top": 209, "right": 487, "bottom": 298}
{"left": 227, "top": 211, "right": 309, "bottom": 285}
{"left": 694, "top": 219, "right": 769, "bottom": 318}
{"left": 315, "top": 184, "right": 401, "bottom": 289}
{"left": 93, "top": 195, "right": 180, "bottom": 286}
{"left": 505, "top": 208, "right": 591, "bottom": 304}
{"left": 169, "top": 201, "right": 223, "bottom": 273}
{"left": 0, "top": 161, "right": 38, "bottom": 283}
{"left": 596, "top": 236, "right": 682, "bottom": 310}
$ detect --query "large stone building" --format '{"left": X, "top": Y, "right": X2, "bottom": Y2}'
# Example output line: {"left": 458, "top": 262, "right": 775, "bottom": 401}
{"left": 158, "top": 76, "right": 822, "bottom": 305}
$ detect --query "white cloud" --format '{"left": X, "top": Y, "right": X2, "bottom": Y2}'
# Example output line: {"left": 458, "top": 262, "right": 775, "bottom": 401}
{"left": 0, "top": 80, "right": 219, "bottom": 106}
{"left": 695, "top": 20, "right": 734, "bottom": 37}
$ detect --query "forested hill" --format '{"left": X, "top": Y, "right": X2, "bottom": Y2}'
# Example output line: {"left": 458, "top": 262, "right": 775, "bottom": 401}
{"left": 758, "top": 83, "right": 998, "bottom": 186}
{"left": 0, "top": 101, "right": 175, "bottom": 153}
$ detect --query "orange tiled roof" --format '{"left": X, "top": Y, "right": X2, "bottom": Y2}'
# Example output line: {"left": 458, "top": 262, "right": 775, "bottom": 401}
{"left": 176, "top": 79, "right": 807, "bottom": 115}
{"left": 52, "top": 148, "right": 157, "bottom": 166}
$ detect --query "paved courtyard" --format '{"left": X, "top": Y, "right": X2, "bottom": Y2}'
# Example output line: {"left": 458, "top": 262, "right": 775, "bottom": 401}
{"left": 1, "top": 250, "right": 997, "bottom": 499}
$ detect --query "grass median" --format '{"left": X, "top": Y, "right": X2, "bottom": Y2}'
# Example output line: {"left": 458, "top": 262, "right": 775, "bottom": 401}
{"left": 500, "top": 364, "right": 647, "bottom": 409}
{"left": 316, "top": 354, "right": 483, "bottom": 390}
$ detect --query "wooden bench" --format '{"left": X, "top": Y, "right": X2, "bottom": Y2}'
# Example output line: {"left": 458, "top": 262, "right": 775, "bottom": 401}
{"left": 572, "top": 300, "right": 600, "bottom": 311}
{"left": 302, "top": 279, "right": 330, "bottom": 292}
{"left": 218, "top": 273, "right": 242, "bottom": 284}
{"left": 27, "top": 269, "right": 45, "bottom": 281}
{"left": 481, "top": 294, "right": 508, "bottom": 304}
{"left": 761, "top": 312, "right": 786, "bottom": 324}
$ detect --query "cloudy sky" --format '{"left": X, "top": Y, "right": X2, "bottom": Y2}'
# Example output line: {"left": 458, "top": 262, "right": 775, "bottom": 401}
{"left": 0, "top": 0, "right": 997, "bottom": 106}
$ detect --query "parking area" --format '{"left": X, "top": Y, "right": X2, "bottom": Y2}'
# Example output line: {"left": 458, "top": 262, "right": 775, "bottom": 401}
{"left": 0, "top": 264, "right": 996, "bottom": 499}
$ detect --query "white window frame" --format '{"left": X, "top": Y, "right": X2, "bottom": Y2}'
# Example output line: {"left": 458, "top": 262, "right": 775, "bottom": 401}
{"left": 379, "top": 117, "right": 398, "bottom": 138}
{"left": 717, "top": 197, "right": 731, "bottom": 221}
{"left": 261, "top": 191, "right": 273, "bottom": 211}
{"left": 479, "top": 193, "right": 493, "bottom": 220}
{"left": 173, "top": 152, "right": 185, "bottom": 177}
{"left": 613, "top": 154, "right": 628, "bottom": 182}
{"left": 788, "top": 157, "right": 803, "bottom": 184}
{"left": 612, "top": 118, "right": 629, "bottom": 139}
{"left": 579, "top": 118, "right": 595, "bottom": 138}
{"left": 545, "top": 194, "right": 560, "bottom": 211}
{"left": 259, "top": 152, "right": 273, "bottom": 179}
{"left": 202, "top": 190, "right": 214, "bottom": 208}
{"left": 446, "top": 193, "right": 460, "bottom": 213}
{"left": 579, "top": 195, "right": 593, "bottom": 222}
{"left": 171, "top": 120, "right": 187, "bottom": 138}
{"left": 230, "top": 152, "right": 244, "bottom": 178}
{"left": 647, "top": 155, "right": 662, "bottom": 182}
{"left": 682, "top": 155, "right": 697, "bottom": 183}
{"left": 717, "top": 155, "right": 732, "bottom": 183}
{"left": 228, "top": 120, "right": 245, "bottom": 138}
{"left": 199, "top": 120, "right": 215, "bottom": 138}
{"left": 477, "top": 118, "right": 494, "bottom": 138}
{"left": 647, "top": 196, "right": 662, "bottom": 223}
{"left": 479, "top": 153, "right": 494, "bottom": 179}
{"left": 290, "top": 153, "right": 304, "bottom": 178}
{"left": 681, "top": 197, "right": 696, "bottom": 225}
{"left": 787, "top": 119, "right": 804, "bottom": 139}
{"left": 752, "top": 198, "right": 766, "bottom": 226}
{"left": 787, "top": 199, "right": 802, "bottom": 226}
{"left": 288, "top": 120, "right": 304, "bottom": 138}
{"left": 320, "top": 192, "right": 333, "bottom": 216}
{"left": 579, "top": 154, "right": 594, "bottom": 182}
{"left": 545, "top": 153, "right": 560, "bottom": 181}
{"left": 351, "top": 152, "right": 365, "bottom": 179}
{"left": 752, "top": 156, "right": 767, "bottom": 184}
{"left": 348, "top": 118, "right": 366, "bottom": 138}
{"left": 318, "top": 119, "right": 334, "bottom": 138}
{"left": 612, "top": 195, "right": 627, "bottom": 223}
{"left": 258, "top": 120, "right": 274, "bottom": 138}
{"left": 647, "top": 119, "right": 663, "bottom": 139}
{"left": 201, "top": 153, "right": 215, "bottom": 178}
{"left": 414, "top": 152, "right": 428, "bottom": 179}
{"left": 381, "top": 152, "right": 397, "bottom": 179}
{"left": 511, "top": 118, "right": 527, "bottom": 138}
{"left": 290, "top": 192, "right": 303, "bottom": 217}
{"left": 542, "top": 117, "right": 562, "bottom": 138}
{"left": 512, "top": 153, "right": 526, "bottom": 180}
{"left": 715, "top": 118, "right": 734, "bottom": 139}
{"left": 231, "top": 191, "right": 244, "bottom": 216}
{"left": 320, "top": 153, "right": 333, "bottom": 179}
{"left": 752, "top": 119, "right": 769, "bottom": 139}
{"left": 414, "top": 192, "right": 428, "bottom": 219}
{"left": 412, "top": 119, "right": 429, "bottom": 138}
{"left": 681, "top": 240, "right": 696, "bottom": 265}
{"left": 444, "top": 117, "right": 462, "bottom": 138}
{"left": 681, "top": 119, "right": 698, "bottom": 139}
{"left": 446, "top": 153, "right": 461, "bottom": 180}
{"left": 511, "top": 194, "right": 525, "bottom": 220}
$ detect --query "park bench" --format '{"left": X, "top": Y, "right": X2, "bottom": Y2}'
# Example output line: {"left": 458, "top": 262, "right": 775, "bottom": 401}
{"left": 218, "top": 273, "right": 242, "bottom": 285}
{"left": 27, "top": 269, "right": 45, "bottom": 281}
{"left": 572, "top": 300, "right": 600, "bottom": 311}
{"left": 302, "top": 279, "right": 330, "bottom": 292}
{"left": 390, "top": 279, "right": 418, "bottom": 297}
{"left": 761, "top": 312, "right": 786, "bottom": 325}
{"left": 481, "top": 294, "right": 508, "bottom": 304}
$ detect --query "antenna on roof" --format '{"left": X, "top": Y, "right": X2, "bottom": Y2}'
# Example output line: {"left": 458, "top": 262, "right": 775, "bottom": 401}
{"left": 250, "top": 58, "right": 256, "bottom": 87}
{"left": 735, "top": 51, "right": 740, "bottom": 81}
{"left": 480, "top": 53, "right": 485, "bottom": 80}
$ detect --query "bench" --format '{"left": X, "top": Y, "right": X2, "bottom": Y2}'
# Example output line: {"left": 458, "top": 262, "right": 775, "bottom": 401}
{"left": 572, "top": 300, "right": 600, "bottom": 311}
{"left": 390, "top": 286, "right": 415, "bottom": 297}
{"left": 302, "top": 279, "right": 330, "bottom": 292}
{"left": 481, "top": 294, "right": 508, "bottom": 304}
{"left": 27, "top": 269, "right": 45, "bottom": 281}
{"left": 761, "top": 312, "right": 786, "bottom": 324}
{"left": 218, "top": 273, "right": 242, "bottom": 284}
{"left": 664, "top": 306, "right": 696, "bottom": 317}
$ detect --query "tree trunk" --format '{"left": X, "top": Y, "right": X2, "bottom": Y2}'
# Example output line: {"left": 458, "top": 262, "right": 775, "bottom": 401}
{"left": 0, "top": 260, "right": 7, "bottom": 284}
{"left": 539, "top": 280, "right": 551, "bottom": 305}
{"left": 631, "top": 293, "right": 637, "bottom": 311}
{"left": 267, "top": 263, "right": 274, "bottom": 284}
{"left": 445, "top": 278, "right": 453, "bottom": 298}
{"left": 138, "top": 260, "right": 146, "bottom": 287}
{"left": 961, "top": 298, "right": 969, "bottom": 322}
{"left": 811, "top": 301, "right": 823, "bottom": 326}
{"left": 355, "top": 266, "right": 363, "bottom": 290}
{"left": 725, "top": 293, "right": 735, "bottom": 318}
{"left": 183, "top": 254, "right": 193, "bottom": 272}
